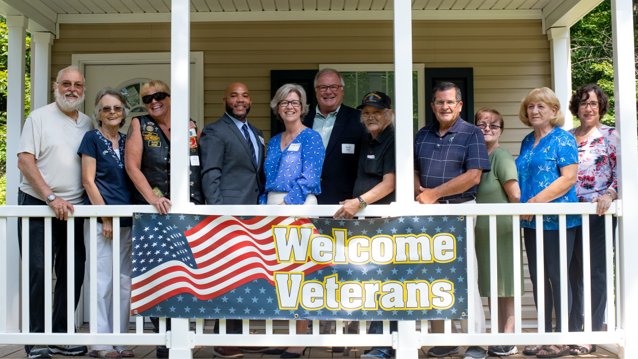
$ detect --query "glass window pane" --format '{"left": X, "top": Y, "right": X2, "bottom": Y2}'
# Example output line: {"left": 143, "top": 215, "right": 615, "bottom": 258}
{"left": 121, "top": 84, "right": 141, "bottom": 107}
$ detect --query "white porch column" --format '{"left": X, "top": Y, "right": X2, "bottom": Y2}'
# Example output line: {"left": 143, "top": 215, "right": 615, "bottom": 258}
{"left": 5, "top": 15, "right": 28, "bottom": 333}
{"left": 31, "top": 32, "right": 55, "bottom": 110}
{"left": 547, "top": 27, "right": 572, "bottom": 129}
{"left": 611, "top": 0, "right": 638, "bottom": 358}
{"left": 169, "top": 0, "right": 193, "bottom": 356}
{"left": 392, "top": 1, "right": 418, "bottom": 359}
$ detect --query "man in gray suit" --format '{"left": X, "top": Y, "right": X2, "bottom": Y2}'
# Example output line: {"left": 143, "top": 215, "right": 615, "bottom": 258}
{"left": 200, "top": 82, "right": 265, "bottom": 205}
{"left": 199, "top": 82, "right": 265, "bottom": 357}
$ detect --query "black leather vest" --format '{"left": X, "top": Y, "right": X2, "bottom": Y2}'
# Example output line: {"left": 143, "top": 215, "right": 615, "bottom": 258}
{"left": 135, "top": 115, "right": 204, "bottom": 204}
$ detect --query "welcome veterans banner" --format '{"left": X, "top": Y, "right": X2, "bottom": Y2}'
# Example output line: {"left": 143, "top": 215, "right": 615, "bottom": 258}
{"left": 130, "top": 214, "right": 468, "bottom": 321}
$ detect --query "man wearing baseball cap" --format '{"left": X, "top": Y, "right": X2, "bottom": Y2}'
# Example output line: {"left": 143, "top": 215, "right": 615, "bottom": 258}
{"left": 334, "top": 91, "right": 396, "bottom": 359}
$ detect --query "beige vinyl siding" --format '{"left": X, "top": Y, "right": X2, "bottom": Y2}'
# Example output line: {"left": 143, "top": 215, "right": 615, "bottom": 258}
{"left": 52, "top": 19, "right": 549, "bottom": 156}
{"left": 52, "top": 19, "right": 551, "bottom": 328}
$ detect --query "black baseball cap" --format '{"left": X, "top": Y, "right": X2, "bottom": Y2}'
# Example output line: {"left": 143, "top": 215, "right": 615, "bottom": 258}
{"left": 357, "top": 91, "right": 392, "bottom": 110}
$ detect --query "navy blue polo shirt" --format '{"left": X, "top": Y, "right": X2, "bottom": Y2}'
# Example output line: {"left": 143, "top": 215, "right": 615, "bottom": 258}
{"left": 413, "top": 118, "right": 490, "bottom": 201}
{"left": 78, "top": 129, "right": 134, "bottom": 227}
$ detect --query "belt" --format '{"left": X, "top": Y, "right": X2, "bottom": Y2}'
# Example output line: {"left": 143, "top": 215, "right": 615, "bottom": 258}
{"left": 438, "top": 195, "right": 475, "bottom": 204}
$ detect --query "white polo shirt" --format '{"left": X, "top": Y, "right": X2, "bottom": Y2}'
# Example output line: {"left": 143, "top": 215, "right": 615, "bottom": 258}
{"left": 18, "top": 102, "right": 95, "bottom": 204}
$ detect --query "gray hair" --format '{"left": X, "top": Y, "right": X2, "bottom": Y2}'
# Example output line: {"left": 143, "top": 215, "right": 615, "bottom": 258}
{"left": 431, "top": 82, "right": 462, "bottom": 103}
{"left": 314, "top": 68, "right": 345, "bottom": 88}
{"left": 270, "top": 84, "right": 310, "bottom": 122}
{"left": 56, "top": 65, "right": 85, "bottom": 84}
{"left": 93, "top": 88, "right": 130, "bottom": 128}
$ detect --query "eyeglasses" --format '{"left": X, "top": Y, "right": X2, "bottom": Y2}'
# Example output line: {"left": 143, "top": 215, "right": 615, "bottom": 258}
{"left": 58, "top": 81, "right": 84, "bottom": 90}
{"left": 142, "top": 92, "right": 170, "bottom": 104}
{"left": 477, "top": 123, "right": 501, "bottom": 130}
{"left": 279, "top": 100, "right": 301, "bottom": 107}
{"left": 579, "top": 101, "right": 599, "bottom": 109}
{"left": 361, "top": 110, "right": 389, "bottom": 119}
{"left": 433, "top": 100, "right": 459, "bottom": 107}
{"left": 315, "top": 85, "right": 343, "bottom": 92}
{"left": 101, "top": 106, "right": 124, "bottom": 113}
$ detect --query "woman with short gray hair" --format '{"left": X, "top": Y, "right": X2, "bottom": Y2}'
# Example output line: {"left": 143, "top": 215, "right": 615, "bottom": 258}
{"left": 78, "top": 88, "right": 135, "bottom": 359}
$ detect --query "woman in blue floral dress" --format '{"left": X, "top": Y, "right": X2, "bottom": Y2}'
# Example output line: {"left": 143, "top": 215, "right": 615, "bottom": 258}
{"left": 516, "top": 88, "right": 580, "bottom": 358}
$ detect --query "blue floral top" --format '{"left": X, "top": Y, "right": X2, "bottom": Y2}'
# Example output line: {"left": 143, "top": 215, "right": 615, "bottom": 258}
{"left": 259, "top": 128, "right": 325, "bottom": 205}
{"left": 516, "top": 126, "right": 581, "bottom": 230}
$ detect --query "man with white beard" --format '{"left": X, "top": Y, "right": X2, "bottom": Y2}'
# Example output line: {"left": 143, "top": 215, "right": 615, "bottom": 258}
{"left": 17, "top": 66, "right": 94, "bottom": 359}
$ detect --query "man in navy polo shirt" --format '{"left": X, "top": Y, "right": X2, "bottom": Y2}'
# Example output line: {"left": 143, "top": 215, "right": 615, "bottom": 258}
{"left": 413, "top": 82, "right": 490, "bottom": 359}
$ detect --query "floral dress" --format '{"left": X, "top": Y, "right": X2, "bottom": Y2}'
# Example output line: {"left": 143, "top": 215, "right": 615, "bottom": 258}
{"left": 568, "top": 125, "right": 618, "bottom": 203}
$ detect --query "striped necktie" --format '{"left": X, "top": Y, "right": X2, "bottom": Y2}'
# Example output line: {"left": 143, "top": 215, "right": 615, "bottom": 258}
{"left": 242, "top": 123, "right": 257, "bottom": 167}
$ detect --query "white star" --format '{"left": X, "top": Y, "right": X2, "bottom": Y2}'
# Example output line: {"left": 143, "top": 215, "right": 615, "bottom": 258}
{"left": 398, "top": 217, "right": 405, "bottom": 223}
{"left": 391, "top": 227, "right": 398, "bottom": 234}
{"left": 353, "top": 221, "right": 360, "bottom": 226}
{"left": 412, "top": 216, "right": 419, "bottom": 222}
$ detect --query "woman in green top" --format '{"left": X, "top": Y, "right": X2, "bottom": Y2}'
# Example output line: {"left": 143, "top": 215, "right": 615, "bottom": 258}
{"left": 474, "top": 108, "right": 522, "bottom": 357}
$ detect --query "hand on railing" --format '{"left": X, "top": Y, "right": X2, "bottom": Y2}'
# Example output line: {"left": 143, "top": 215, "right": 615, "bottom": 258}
{"left": 416, "top": 187, "right": 438, "bottom": 204}
{"left": 592, "top": 194, "right": 614, "bottom": 216}
{"left": 334, "top": 199, "right": 360, "bottom": 219}
{"left": 48, "top": 197, "right": 75, "bottom": 221}
{"left": 151, "top": 196, "right": 172, "bottom": 215}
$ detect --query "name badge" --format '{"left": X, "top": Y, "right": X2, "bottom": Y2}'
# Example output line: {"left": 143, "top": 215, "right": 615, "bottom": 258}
{"left": 190, "top": 155, "right": 200, "bottom": 166}
{"left": 288, "top": 143, "right": 301, "bottom": 152}
{"left": 259, "top": 136, "right": 265, "bottom": 146}
{"left": 342, "top": 144, "right": 355, "bottom": 154}
{"left": 367, "top": 154, "right": 375, "bottom": 159}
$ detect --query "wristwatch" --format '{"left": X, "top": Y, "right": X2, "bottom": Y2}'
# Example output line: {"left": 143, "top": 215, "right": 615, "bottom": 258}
{"left": 357, "top": 196, "right": 367, "bottom": 209}
{"left": 46, "top": 194, "right": 56, "bottom": 205}
{"left": 605, "top": 190, "right": 615, "bottom": 199}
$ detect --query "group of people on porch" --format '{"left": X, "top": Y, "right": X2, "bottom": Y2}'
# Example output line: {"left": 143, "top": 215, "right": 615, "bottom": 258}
{"left": 16, "top": 65, "right": 617, "bottom": 359}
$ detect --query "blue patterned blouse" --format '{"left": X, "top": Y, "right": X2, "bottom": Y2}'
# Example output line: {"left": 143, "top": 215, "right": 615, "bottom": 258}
{"left": 259, "top": 128, "right": 325, "bottom": 205}
{"left": 516, "top": 126, "right": 581, "bottom": 230}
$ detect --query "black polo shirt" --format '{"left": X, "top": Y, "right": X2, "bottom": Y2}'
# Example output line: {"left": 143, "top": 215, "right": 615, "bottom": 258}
{"left": 353, "top": 124, "right": 395, "bottom": 204}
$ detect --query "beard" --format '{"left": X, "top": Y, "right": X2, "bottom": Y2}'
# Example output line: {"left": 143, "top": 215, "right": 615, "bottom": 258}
{"left": 226, "top": 103, "right": 251, "bottom": 121}
{"left": 55, "top": 90, "right": 85, "bottom": 113}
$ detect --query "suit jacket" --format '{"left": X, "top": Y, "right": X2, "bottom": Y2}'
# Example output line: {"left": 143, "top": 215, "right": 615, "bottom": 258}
{"left": 200, "top": 113, "right": 265, "bottom": 204}
{"left": 303, "top": 104, "right": 365, "bottom": 205}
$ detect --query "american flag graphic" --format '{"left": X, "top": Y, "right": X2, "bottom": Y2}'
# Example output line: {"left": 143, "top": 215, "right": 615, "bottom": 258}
{"left": 131, "top": 214, "right": 329, "bottom": 314}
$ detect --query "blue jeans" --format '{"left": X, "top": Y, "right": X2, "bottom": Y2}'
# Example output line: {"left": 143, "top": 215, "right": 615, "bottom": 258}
{"left": 523, "top": 226, "right": 578, "bottom": 332}
{"left": 569, "top": 215, "right": 616, "bottom": 332}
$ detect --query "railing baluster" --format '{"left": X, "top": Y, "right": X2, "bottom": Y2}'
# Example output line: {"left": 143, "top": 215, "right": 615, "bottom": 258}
{"left": 113, "top": 217, "right": 121, "bottom": 334}
{"left": 420, "top": 320, "right": 428, "bottom": 334}
{"left": 383, "top": 320, "right": 390, "bottom": 335}
{"left": 581, "top": 215, "right": 592, "bottom": 332}
{"left": 615, "top": 219, "right": 620, "bottom": 330}
{"left": 90, "top": 217, "right": 98, "bottom": 333}
{"left": 605, "top": 214, "right": 615, "bottom": 331}
{"left": 488, "top": 215, "right": 498, "bottom": 334}
{"left": 289, "top": 319, "right": 297, "bottom": 336}
{"left": 22, "top": 217, "right": 30, "bottom": 333}
{"left": 135, "top": 316, "right": 143, "bottom": 334}
{"left": 196, "top": 319, "right": 203, "bottom": 335}
{"left": 358, "top": 320, "right": 365, "bottom": 335}
{"left": 444, "top": 319, "right": 451, "bottom": 334}
{"left": 44, "top": 217, "right": 52, "bottom": 334}
{"left": 67, "top": 218, "right": 75, "bottom": 334}
{"left": 559, "top": 215, "right": 568, "bottom": 332}
{"left": 535, "top": 215, "right": 545, "bottom": 333}
{"left": 0, "top": 217, "right": 6, "bottom": 333}
{"left": 266, "top": 320, "right": 273, "bottom": 335}
{"left": 465, "top": 215, "right": 475, "bottom": 334}
{"left": 160, "top": 317, "right": 166, "bottom": 334}
{"left": 312, "top": 320, "right": 319, "bottom": 335}
{"left": 243, "top": 319, "right": 249, "bottom": 334}
{"left": 219, "top": 319, "right": 227, "bottom": 334}
{"left": 512, "top": 215, "right": 522, "bottom": 333}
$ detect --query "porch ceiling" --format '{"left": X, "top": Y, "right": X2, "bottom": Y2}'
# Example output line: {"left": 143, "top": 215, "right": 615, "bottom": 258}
{"left": 0, "top": 0, "right": 603, "bottom": 36}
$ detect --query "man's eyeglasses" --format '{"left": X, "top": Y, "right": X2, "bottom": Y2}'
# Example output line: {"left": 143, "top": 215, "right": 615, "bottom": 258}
{"left": 142, "top": 92, "right": 170, "bottom": 104}
{"left": 279, "top": 100, "right": 301, "bottom": 108}
{"left": 361, "top": 110, "right": 388, "bottom": 119}
{"left": 477, "top": 123, "right": 501, "bottom": 130}
{"left": 433, "top": 100, "right": 459, "bottom": 107}
{"left": 58, "top": 81, "right": 84, "bottom": 90}
{"left": 101, "top": 106, "right": 124, "bottom": 113}
{"left": 579, "top": 101, "right": 599, "bottom": 109}
{"left": 315, "top": 85, "right": 343, "bottom": 92}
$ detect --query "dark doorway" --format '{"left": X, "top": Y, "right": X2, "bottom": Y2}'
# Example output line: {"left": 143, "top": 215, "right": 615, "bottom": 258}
{"left": 270, "top": 70, "right": 319, "bottom": 137}
{"left": 424, "top": 68, "right": 474, "bottom": 125}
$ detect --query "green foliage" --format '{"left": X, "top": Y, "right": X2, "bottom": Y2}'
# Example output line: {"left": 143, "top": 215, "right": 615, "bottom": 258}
{"left": 570, "top": 0, "right": 638, "bottom": 128}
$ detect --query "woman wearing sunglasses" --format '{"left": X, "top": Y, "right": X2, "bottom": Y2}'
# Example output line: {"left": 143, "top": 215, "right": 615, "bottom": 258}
{"left": 124, "top": 80, "right": 204, "bottom": 358}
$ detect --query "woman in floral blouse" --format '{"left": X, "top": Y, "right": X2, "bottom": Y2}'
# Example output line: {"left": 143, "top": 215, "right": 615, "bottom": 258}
{"left": 567, "top": 84, "right": 618, "bottom": 356}
{"left": 516, "top": 87, "right": 580, "bottom": 358}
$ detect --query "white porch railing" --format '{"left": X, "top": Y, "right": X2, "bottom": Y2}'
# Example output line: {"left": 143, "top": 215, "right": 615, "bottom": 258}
{"left": 0, "top": 202, "right": 623, "bottom": 359}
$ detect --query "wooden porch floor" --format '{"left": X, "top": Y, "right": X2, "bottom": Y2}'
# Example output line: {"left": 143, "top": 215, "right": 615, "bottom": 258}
{"left": 0, "top": 344, "right": 620, "bottom": 358}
